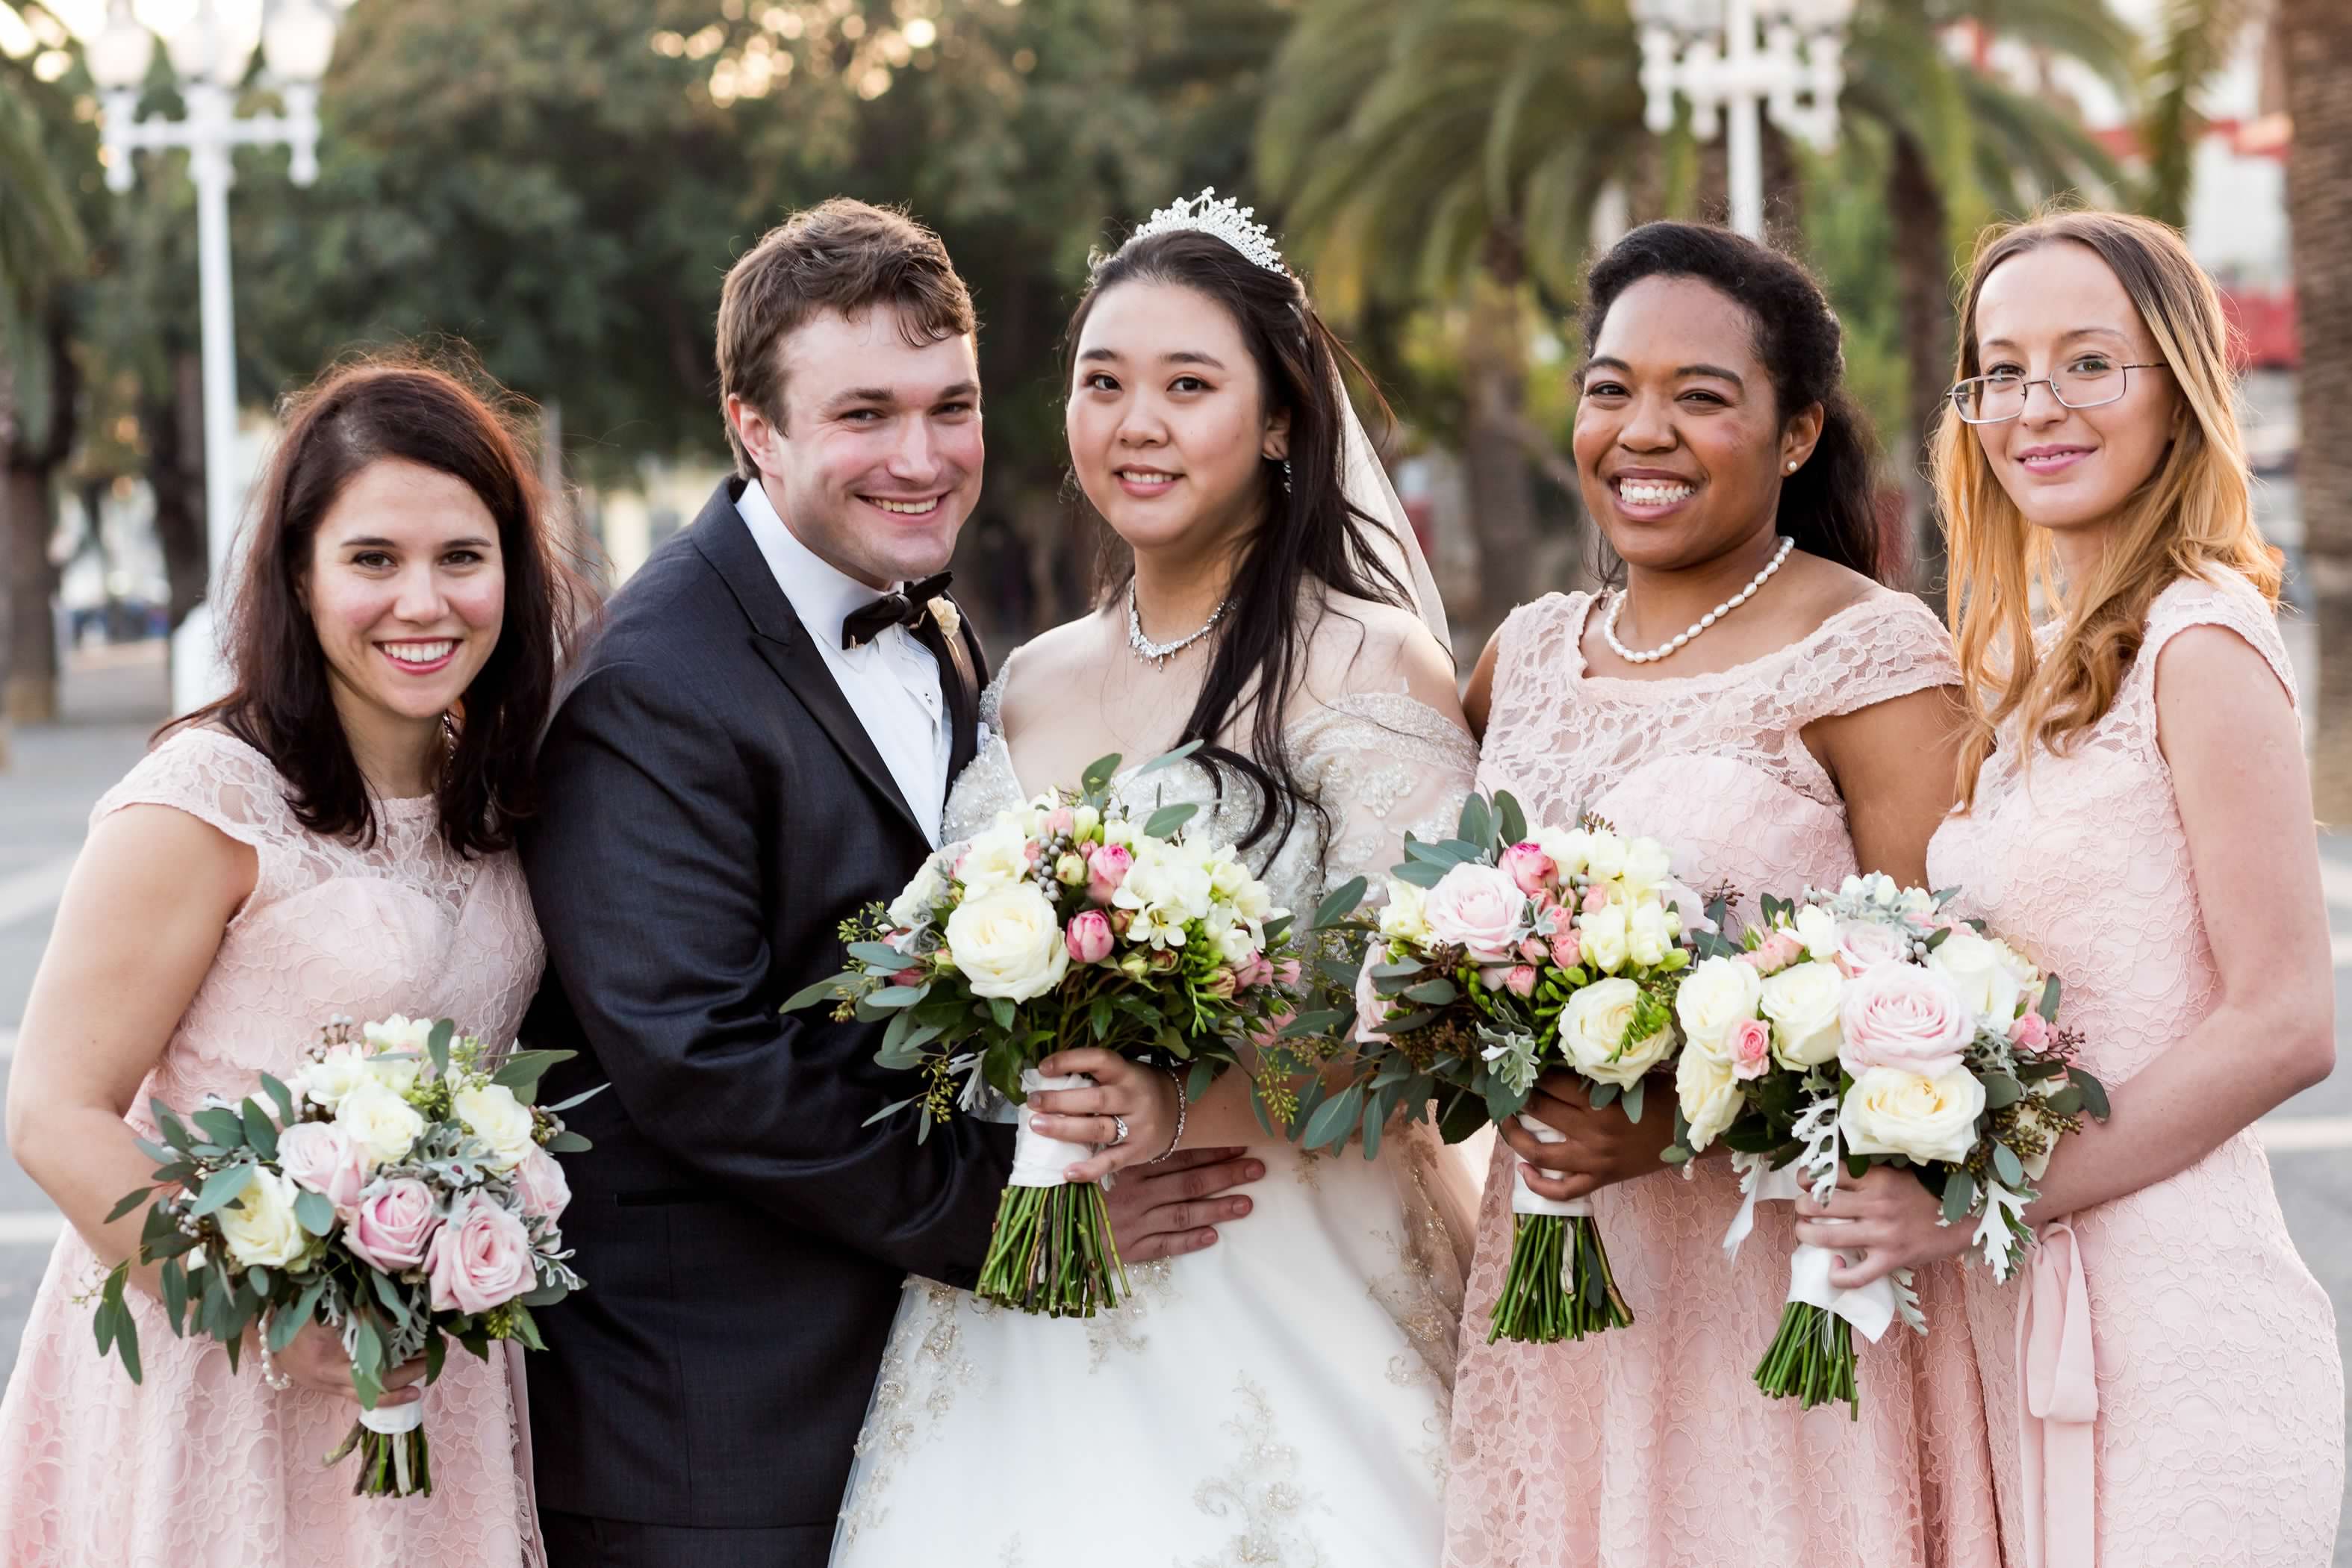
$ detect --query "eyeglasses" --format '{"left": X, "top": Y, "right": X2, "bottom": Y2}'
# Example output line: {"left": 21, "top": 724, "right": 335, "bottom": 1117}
{"left": 1947, "top": 359, "right": 2168, "bottom": 425}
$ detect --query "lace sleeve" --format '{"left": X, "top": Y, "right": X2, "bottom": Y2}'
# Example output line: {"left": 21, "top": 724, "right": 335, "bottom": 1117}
{"left": 1290, "top": 692, "right": 1481, "bottom": 902}
{"left": 91, "top": 729, "right": 302, "bottom": 906}
{"left": 1788, "top": 592, "right": 1960, "bottom": 727}
{"left": 2142, "top": 571, "right": 2297, "bottom": 706}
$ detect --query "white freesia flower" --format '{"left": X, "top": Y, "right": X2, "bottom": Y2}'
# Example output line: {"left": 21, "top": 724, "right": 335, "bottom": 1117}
{"left": 1620, "top": 837, "right": 1673, "bottom": 897}
{"left": 1577, "top": 902, "right": 1630, "bottom": 974}
{"left": 335, "top": 1080, "right": 428, "bottom": 1169}
{"left": 888, "top": 854, "right": 951, "bottom": 932}
{"left": 956, "top": 820, "right": 1036, "bottom": 895}
{"left": 362, "top": 1015, "right": 435, "bottom": 1057}
{"left": 1675, "top": 955, "right": 1763, "bottom": 1056}
{"left": 217, "top": 1169, "right": 310, "bottom": 1269}
{"left": 1115, "top": 841, "right": 1215, "bottom": 927}
{"left": 296, "top": 1044, "right": 372, "bottom": 1110}
{"left": 1582, "top": 830, "right": 1628, "bottom": 882}
{"left": 1841, "top": 1065, "right": 1986, "bottom": 1164}
{"left": 1792, "top": 903, "right": 1841, "bottom": 963}
{"left": 1676, "top": 1048, "right": 1743, "bottom": 1152}
{"left": 1760, "top": 960, "right": 1846, "bottom": 1068}
{"left": 1560, "top": 977, "right": 1673, "bottom": 1089}
{"left": 944, "top": 883, "right": 1071, "bottom": 1002}
{"left": 1926, "top": 928, "right": 2026, "bottom": 1027}
{"left": 1377, "top": 878, "right": 1432, "bottom": 944}
{"left": 452, "top": 1080, "right": 538, "bottom": 1171}
{"left": 1626, "top": 899, "right": 1675, "bottom": 967}
{"left": 1530, "top": 826, "right": 1591, "bottom": 877}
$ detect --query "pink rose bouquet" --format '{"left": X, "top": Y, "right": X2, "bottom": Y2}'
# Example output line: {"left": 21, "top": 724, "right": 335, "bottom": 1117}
{"left": 1301, "top": 790, "right": 1707, "bottom": 1345}
{"left": 785, "top": 744, "right": 1302, "bottom": 1319}
{"left": 90, "top": 1016, "right": 599, "bottom": 1497}
{"left": 1672, "top": 875, "right": 2109, "bottom": 1416}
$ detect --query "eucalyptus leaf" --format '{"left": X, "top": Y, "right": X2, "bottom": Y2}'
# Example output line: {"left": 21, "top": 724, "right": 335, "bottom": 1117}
{"left": 1403, "top": 979, "right": 1458, "bottom": 1006}
{"left": 1660, "top": 1144, "right": 1693, "bottom": 1166}
{"left": 782, "top": 977, "right": 847, "bottom": 1013}
{"left": 1495, "top": 792, "right": 1527, "bottom": 850}
{"left": 1392, "top": 860, "right": 1445, "bottom": 889}
{"left": 1992, "top": 1143, "right": 2026, "bottom": 1187}
{"left": 258, "top": 1074, "right": 297, "bottom": 1125}
{"left": 427, "top": 1018, "right": 455, "bottom": 1079}
{"left": 868, "top": 986, "right": 927, "bottom": 1009}
{"left": 1133, "top": 738, "right": 1205, "bottom": 777}
{"left": 240, "top": 1100, "right": 279, "bottom": 1162}
{"left": 1980, "top": 1074, "right": 2023, "bottom": 1110}
{"left": 187, "top": 1163, "right": 256, "bottom": 1219}
{"left": 1455, "top": 794, "right": 1492, "bottom": 851}
{"left": 1301, "top": 1086, "right": 1363, "bottom": 1151}
{"left": 544, "top": 1130, "right": 592, "bottom": 1153}
{"left": 105, "top": 1186, "right": 153, "bottom": 1225}
{"left": 543, "top": 1083, "right": 610, "bottom": 1114}
{"left": 1313, "top": 876, "right": 1369, "bottom": 931}
{"left": 491, "top": 1049, "right": 579, "bottom": 1094}
{"left": 293, "top": 1189, "right": 335, "bottom": 1237}
{"left": 192, "top": 1107, "right": 248, "bottom": 1149}
{"left": 2038, "top": 976, "right": 2062, "bottom": 1023}
{"left": 1143, "top": 803, "right": 1199, "bottom": 839}
{"left": 2068, "top": 1064, "right": 2110, "bottom": 1120}
{"left": 1622, "top": 1080, "right": 1646, "bottom": 1124}
{"left": 1360, "top": 1100, "right": 1385, "bottom": 1160}
{"left": 1942, "top": 1167, "right": 1978, "bottom": 1225}
{"left": 1080, "top": 752, "right": 1123, "bottom": 793}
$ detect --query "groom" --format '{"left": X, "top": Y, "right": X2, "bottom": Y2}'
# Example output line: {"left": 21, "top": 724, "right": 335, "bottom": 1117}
{"left": 520, "top": 199, "right": 1263, "bottom": 1567}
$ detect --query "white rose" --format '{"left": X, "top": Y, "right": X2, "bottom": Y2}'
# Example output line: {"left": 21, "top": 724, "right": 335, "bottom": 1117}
{"left": 217, "top": 1168, "right": 311, "bottom": 1269}
{"left": 1792, "top": 903, "right": 1841, "bottom": 964}
{"left": 361, "top": 1015, "right": 434, "bottom": 1058}
{"left": 335, "top": 1080, "right": 428, "bottom": 1170}
{"left": 296, "top": 1043, "right": 372, "bottom": 1110}
{"left": 1830, "top": 917, "right": 1914, "bottom": 974}
{"left": 1620, "top": 837, "right": 1673, "bottom": 897}
{"left": 1626, "top": 899, "right": 1674, "bottom": 968}
{"left": 1926, "top": 928, "right": 2025, "bottom": 1027}
{"left": 452, "top": 1081, "right": 538, "bottom": 1171}
{"left": 1377, "top": 878, "right": 1433, "bottom": 944}
{"left": 1760, "top": 960, "right": 1846, "bottom": 1068}
{"left": 887, "top": 854, "right": 950, "bottom": 931}
{"left": 364, "top": 1051, "right": 424, "bottom": 1096}
{"left": 1560, "top": 977, "right": 1673, "bottom": 1089}
{"left": 1576, "top": 902, "right": 1630, "bottom": 974}
{"left": 1841, "top": 1065, "right": 1986, "bottom": 1165}
{"left": 1581, "top": 830, "right": 1628, "bottom": 882}
{"left": 1676, "top": 1047, "right": 1744, "bottom": 1152}
{"left": 1675, "top": 955, "right": 1764, "bottom": 1057}
{"left": 943, "top": 882, "right": 1071, "bottom": 1002}
{"left": 956, "top": 820, "right": 1036, "bottom": 895}
{"left": 1530, "top": 826, "right": 1590, "bottom": 877}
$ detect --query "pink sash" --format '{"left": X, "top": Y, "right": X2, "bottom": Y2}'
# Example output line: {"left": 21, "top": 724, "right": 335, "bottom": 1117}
{"left": 2016, "top": 1221, "right": 2098, "bottom": 1568}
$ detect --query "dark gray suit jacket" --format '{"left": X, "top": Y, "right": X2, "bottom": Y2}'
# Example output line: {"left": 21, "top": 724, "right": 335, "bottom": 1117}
{"left": 520, "top": 479, "right": 1014, "bottom": 1547}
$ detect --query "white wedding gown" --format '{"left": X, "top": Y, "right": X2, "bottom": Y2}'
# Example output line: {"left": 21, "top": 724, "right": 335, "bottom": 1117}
{"left": 830, "top": 671, "right": 1482, "bottom": 1568}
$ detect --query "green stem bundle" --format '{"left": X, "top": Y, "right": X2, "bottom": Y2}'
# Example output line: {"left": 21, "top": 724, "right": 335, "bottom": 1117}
{"left": 1753, "top": 1301, "right": 1858, "bottom": 1418}
{"left": 1487, "top": 1213, "right": 1632, "bottom": 1345}
{"left": 974, "top": 1181, "right": 1127, "bottom": 1318}
{"left": 329, "top": 1419, "right": 435, "bottom": 1498}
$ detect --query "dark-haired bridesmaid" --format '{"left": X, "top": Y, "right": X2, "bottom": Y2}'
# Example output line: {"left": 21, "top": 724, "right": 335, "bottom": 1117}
{"left": 0, "top": 361, "right": 585, "bottom": 1566}
{"left": 1445, "top": 223, "right": 2000, "bottom": 1568}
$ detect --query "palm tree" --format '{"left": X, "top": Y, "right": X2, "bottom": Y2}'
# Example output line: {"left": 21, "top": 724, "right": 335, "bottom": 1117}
{"left": 2138, "top": 0, "right": 2265, "bottom": 228}
{"left": 2278, "top": 0, "right": 2352, "bottom": 817}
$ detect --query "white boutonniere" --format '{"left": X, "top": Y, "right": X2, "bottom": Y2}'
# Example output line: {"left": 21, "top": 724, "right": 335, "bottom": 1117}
{"left": 928, "top": 597, "right": 961, "bottom": 638}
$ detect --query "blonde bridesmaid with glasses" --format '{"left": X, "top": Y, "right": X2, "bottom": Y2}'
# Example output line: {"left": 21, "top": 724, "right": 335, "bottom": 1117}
{"left": 1811, "top": 209, "right": 2341, "bottom": 1566}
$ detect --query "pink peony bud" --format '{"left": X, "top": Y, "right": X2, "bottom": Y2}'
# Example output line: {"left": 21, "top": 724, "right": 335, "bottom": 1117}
{"left": 346, "top": 1177, "right": 441, "bottom": 1272}
{"left": 1550, "top": 930, "right": 1582, "bottom": 970}
{"left": 1045, "top": 806, "right": 1076, "bottom": 837}
{"left": 1065, "top": 909, "right": 1115, "bottom": 965}
{"left": 1504, "top": 964, "right": 1539, "bottom": 999}
{"left": 1500, "top": 841, "right": 1556, "bottom": 897}
{"left": 2009, "top": 1010, "right": 2052, "bottom": 1051}
{"left": 1086, "top": 843, "right": 1134, "bottom": 901}
{"left": 425, "top": 1192, "right": 536, "bottom": 1316}
{"left": 1519, "top": 936, "right": 1552, "bottom": 966}
{"left": 1729, "top": 1018, "right": 1773, "bottom": 1081}
{"left": 1479, "top": 964, "right": 1519, "bottom": 992}
{"left": 1582, "top": 885, "right": 1611, "bottom": 915}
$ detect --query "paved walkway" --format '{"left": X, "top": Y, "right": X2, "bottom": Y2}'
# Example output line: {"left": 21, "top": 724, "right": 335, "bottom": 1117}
{"left": 0, "top": 640, "right": 2347, "bottom": 1558}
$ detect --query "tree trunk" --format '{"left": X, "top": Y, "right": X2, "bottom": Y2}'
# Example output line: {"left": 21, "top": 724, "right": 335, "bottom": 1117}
{"left": 1461, "top": 246, "right": 1543, "bottom": 644}
{"left": 2282, "top": 0, "right": 2352, "bottom": 819}
{"left": 0, "top": 354, "right": 13, "bottom": 768}
{"left": 1889, "top": 128, "right": 1956, "bottom": 606}
{"left": 147, "top": 351, "right": 209, "bottom": 632}
{"left": 4, "top": 305, "right": 81, "bottom": 724}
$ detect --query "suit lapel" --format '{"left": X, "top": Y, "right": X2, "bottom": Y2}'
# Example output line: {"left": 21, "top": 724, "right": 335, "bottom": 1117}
{"left": 689, "top": 479, "right": 927, "bottom": 844}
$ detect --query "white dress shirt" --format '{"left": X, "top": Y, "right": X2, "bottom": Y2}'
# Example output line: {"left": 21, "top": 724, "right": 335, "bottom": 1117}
{"left": 736, "top": 479, "right": 952, "bottom": 845}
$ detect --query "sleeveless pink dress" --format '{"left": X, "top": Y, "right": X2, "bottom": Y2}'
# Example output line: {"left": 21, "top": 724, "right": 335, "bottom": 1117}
{"left": 1926, "top": 572, "right": 2345, "bottom": 1566}
{"left": 1446, "top": 589, "right": 2003, "bottom": 1568}
{"left": 0, "top": 728, "right": 547, "bottom": 1567}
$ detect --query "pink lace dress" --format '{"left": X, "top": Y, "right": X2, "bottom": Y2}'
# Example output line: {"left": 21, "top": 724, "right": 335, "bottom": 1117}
{"left": 1445, "top": 589, "right": 2003, "bottom": 1568}
{"left": 1926, "top": 572, "right": 2345, "bottom": 1566}
{"left": 0, "top": 728, "right": 547, "bottom": 1568}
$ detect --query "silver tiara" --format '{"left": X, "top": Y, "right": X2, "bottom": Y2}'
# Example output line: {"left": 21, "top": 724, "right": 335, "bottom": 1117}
{"left": 1130, "top": 187, "right": 1287, "bottom": 276}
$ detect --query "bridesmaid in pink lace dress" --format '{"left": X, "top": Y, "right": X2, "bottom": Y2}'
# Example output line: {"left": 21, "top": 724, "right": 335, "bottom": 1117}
{"left": 0, "top": 363, "right": 585, "bottom": 1567}
{"left": 1836, "top": 213, "right": 2341, "bottom": 1565}
{"left": 1445, "top": 224, "right": 2000, "bottom": 1568}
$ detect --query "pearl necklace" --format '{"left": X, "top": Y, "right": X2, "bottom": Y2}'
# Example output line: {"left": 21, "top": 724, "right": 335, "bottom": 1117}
{"left": 1602, "top": 535, "right": 1795, "bottom": 665}
{"left": 1127, "top": 582, "right": 1231, "bottom": 669}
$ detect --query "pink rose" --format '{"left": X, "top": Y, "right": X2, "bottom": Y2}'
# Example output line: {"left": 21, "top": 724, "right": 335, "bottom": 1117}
{"left": 1478, "top": 964, "right": 1518, "bottom": 992}
{"left": 1353, "top": 959, "right": 1392, "bottom": 1045}
{"left": 1729, "top": 1018, "right": 1773, "bottom": 1081}
{"left": 1499, "top": 841, "right": 1555, "bottom": 897}
{"left": 1519, "top": 936, "right": 1551, "bottom": 965}
{"left": 892, "top": 965, "right": 927, "bottom": 988}
{"left": 1236, "top": 953, "right": 1276, "bottom": 990}
{"left": 276, "top": 1121, "right": 368, "bottom": 1211}
{"left": 1503, "top": 964, "right": 1539, "bottom": 999}
{"left": 1582, "top": 885, "right": 1610, "bottom": 915}
{"left": 345, "top": 1177, "right": 440, "bottom": 1272}
{"left": 2009, "top": 1010, "right": 2052, "bottom": 1051}
{"left": 1064, "top": 909, "right": 1115, "bottom": 965}
{"left": 1086, "top": 844, "right": 1133, "bottom": 901}
{"left": 1202, "top": 967, "right": 1241, "bottom": 1001}
{"left": 1743, "top": 931, "right": 1806, "bottom": 974}
{"left": 512, "top": 1147, "right": 573, "bottom": 1222}
{"left": 1422, "top": 862, "right": 1530, "bottom": 962}
{"left": 1045, "top": 806, "right": 1075, "bottom": 837}
{"left": 426, "top": 1192, "right": 537, "bottom": 1316}
{"left": 1830, "top": 918, "right": 1914, "bottom": 976}
{"left": 1838, "top": 962, "right": 1974, "bottom": 1077}
{"left": 1550, "top": 930, "right": 1582, "bottom": 970}
{"left": 1274, "top": 957, "right": 1302, "bottom": 989}
{"left": 1248, "top": 1006, "right": 1296, "bottom": 1051}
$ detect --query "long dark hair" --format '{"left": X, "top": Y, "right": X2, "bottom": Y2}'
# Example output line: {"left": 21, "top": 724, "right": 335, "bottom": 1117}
{"left": 1063, "top": 227, "right": 1416, "bottom": 853}
{"left": 165, "top": 357, "right": 590, "bottom": 854}
{"left": 1581, "top": 221, "right": 1886, "bottom": 582}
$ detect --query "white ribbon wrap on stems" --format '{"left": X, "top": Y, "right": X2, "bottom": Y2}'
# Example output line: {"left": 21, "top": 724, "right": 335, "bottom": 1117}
{"left": 1008, "top": 1069, "right": 1095, "bottom": 1189}
{"left": 1509, "top": 1114, "right": 1593, "bottom": 1220}
{"left": 358, "top": 1401, "right": 423, "bottom": 1436}
{"left": 1721, "top": 1160, "right": 1896, "bottom": 1344}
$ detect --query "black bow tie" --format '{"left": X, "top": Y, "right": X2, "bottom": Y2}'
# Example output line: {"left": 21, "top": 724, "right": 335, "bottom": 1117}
{"left": 841, "top": 572, "right": 953, "bottom": 650}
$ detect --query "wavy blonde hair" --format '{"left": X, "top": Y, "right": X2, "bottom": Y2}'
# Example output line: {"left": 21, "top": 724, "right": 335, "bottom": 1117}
{"left": 1934, "top": 208, "right": 2280, "bottom": 809}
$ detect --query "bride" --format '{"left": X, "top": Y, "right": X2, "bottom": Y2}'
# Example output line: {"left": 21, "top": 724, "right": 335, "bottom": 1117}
{"left": 830, "top": 193, "right": 1481, "bottom": 1567}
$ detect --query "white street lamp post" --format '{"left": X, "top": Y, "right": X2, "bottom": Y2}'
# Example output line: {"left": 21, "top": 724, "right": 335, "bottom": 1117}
{"left": 1630, "top": 0, "right": 1856, "bottom": 239}
{"left": 88, "top": 0, "right": 340, "bottom": 713}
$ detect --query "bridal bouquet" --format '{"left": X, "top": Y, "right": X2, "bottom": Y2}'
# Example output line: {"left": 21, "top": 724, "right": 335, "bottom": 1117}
{"left": 788, "top": 745, "right": 1298, "bottom": 1319}
{"left": 1301, "top": 791, "right": 1700, "bottom": 1344}
{"left": 90, "top": 1016, "right": 595, "bottom": 1496}
{"left": 1667, "top": 874, "right": 2109, "bottom": 1415}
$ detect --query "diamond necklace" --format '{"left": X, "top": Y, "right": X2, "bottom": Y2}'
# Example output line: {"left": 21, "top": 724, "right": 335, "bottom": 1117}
{"left": 1602, "top": 535, "right": 1795, "bottom": 665}
{"left": 1127, "top": 582, "right": 1231, "bottom": 669}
